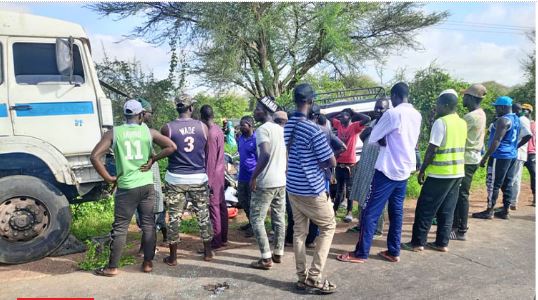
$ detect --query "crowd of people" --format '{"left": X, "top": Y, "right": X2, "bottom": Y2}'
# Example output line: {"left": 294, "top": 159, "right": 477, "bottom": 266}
{"left": 89, "top": 81, "right": 535, "bottom": 295}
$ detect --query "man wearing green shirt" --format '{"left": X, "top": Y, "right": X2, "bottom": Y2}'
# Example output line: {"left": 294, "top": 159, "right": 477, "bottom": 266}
{"left": 90, "top": 100, "right": 176, "bottom": 276}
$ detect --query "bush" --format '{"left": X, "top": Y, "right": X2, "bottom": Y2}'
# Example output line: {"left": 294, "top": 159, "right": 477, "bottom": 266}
{"left": 78, "top": 240, "right": 135, "bottom": 271}
{"left": 71, "top": 197, "right": 115, "bottom": 241}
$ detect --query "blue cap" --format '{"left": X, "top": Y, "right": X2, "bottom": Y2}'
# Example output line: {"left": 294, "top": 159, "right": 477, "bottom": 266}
{"left": 493, "top": 96, "right": 513, "bottom": 107}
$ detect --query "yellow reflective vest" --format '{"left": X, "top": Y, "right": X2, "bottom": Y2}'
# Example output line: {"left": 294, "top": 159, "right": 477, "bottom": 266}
{"left": 426, "top": 113, "right": 467, "bottom": 177}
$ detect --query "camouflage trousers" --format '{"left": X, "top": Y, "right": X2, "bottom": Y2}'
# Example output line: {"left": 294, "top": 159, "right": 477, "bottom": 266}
{"left": 164, "top": 182, "right": 213, "bottom": 243}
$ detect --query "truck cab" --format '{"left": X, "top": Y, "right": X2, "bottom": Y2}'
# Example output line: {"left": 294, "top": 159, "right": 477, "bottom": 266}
{"left": 0, "top": 11, "right": 113, "bottom": 264}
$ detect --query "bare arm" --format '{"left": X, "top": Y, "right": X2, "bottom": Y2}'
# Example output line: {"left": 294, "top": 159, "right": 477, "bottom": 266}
{"left": 418, "top": 143, "right": 438, "bottom": 185}
{"left": 90, "top": 131, "right": 115, "bottom": 184}
{"left": 250, "top": 142, "right": 270, "bottom": 191}
{"left": 140, "top": 129, "right": 176, "bottom": 171}
{"left": 319, "top": 155, "right": 337, "bottom": 169}
{"left": 480, "top": 118, "right": 510, "bottom": 167}
{"left": 518, "top": 135, "right": 532, "bottom": 149}
{"left": 351, "top": 112, "right": 371, "bottom": 125}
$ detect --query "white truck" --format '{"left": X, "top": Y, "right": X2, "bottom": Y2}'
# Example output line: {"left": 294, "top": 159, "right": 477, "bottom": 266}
{"left": 0, "top": 11, "right": 114, "bottom": 264}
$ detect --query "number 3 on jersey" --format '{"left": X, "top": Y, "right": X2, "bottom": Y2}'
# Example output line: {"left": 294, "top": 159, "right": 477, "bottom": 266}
{"left": 124, "top": 140, "right": 143, "bottom": 160}
{"left": 184, "top": 136, "right": 195, "bottom": 152}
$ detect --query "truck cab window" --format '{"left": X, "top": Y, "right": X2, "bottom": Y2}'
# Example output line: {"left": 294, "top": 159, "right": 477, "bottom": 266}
{"left": 13, "top": 42, "right": 85, "bottom": 85}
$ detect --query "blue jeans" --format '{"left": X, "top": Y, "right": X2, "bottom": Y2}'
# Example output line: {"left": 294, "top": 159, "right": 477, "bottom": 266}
{"left": 354, "top": 170, "right": 407, "bottom": 258}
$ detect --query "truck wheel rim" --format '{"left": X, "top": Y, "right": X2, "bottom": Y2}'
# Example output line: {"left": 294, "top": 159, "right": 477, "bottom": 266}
{"left": 0, "top": 197, "right": 50, "bottom": 242}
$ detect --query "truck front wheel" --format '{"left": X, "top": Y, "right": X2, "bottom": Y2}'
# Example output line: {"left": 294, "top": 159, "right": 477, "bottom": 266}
{"left": 0, "top": 175, "right": 72, "bottom": 264}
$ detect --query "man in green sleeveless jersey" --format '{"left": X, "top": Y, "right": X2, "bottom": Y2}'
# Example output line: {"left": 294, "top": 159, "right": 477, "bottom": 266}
{"left": 90, "top": 100, "right": 176, "bottom": 276}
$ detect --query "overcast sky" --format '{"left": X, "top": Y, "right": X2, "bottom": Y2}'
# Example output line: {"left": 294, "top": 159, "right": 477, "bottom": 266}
{"left": 1, "top": 2, "right": 535, "bottom": 94}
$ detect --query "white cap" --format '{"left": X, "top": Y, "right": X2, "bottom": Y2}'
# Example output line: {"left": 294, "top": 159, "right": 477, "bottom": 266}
{"left": 439, "top": 89, "right": 458, "bottom": 98}
{"left": 123, "top": 99, "right": 145, "bottom": 116}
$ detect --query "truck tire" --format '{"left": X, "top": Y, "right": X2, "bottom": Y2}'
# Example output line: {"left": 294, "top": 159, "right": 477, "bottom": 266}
{"left": 0, "top": 175, "right": 72, "bottom": 264}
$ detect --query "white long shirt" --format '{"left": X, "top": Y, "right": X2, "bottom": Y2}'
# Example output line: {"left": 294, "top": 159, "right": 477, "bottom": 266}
{"left": 368, "top": 103, "right": 422, "bottom": 181}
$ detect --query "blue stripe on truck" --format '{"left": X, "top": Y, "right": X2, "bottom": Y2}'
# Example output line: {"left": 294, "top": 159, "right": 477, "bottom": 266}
{"left": 15, "top": 101, "right": 94, "bottom": 117}
{"left": 0, "top": 104, "right": 7, "bottom": 117}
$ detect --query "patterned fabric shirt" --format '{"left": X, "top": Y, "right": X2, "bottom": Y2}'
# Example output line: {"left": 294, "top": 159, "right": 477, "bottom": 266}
{"left": 284, "top": 112, "right": 333, "bottom": 196}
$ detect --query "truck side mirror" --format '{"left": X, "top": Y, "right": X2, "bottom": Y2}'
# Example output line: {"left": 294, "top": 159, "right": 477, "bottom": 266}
{"left": 55, "top": 37, "right": 75, "bottom": 85}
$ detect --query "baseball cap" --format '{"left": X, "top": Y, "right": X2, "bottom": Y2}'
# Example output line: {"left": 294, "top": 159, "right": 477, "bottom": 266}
{"left": 174, "top": 94, "right": 196, "bottom": 107}
{"left": 123, "top": 99, "right": 145, "bottom": 116}
{"left": 273, "top": 111, "right": 288, "bottom": 121}
{"left": 258, "top": 96, "right": 279, "bottom": 113}
{"left": 462, "top": 84, "right": 487, "bottom": 99}
{"left": 522, "top": 103, "right": 534, "bottom": 112}
{"left": 439, "top": 89, "right": 458, "bottom": 97}
{"left": 293, "top": 83, "right": 315, "bottom": 103}
{"left": 493, "top": 96, "right": 513, "bottom": 107}
{"left": 137, "top": 98, "right": 152, "bottom": 112}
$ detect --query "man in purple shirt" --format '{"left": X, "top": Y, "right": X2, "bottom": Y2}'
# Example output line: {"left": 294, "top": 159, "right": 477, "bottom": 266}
{"left": 201, "top": 105, "right": 228, "bottom": 250}
{"left": 237, "top": 115, "right": 257, "bottom": 237}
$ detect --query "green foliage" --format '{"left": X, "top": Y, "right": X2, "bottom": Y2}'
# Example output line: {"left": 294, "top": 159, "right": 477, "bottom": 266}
{"left": 192, "top": 93, "right": 250, "bottom": 121}
{"left": 224, "top": 143, "right": 238, "bottom": 155}
{"left": 91, "top": 2, "right": 446, "bottom": 98}
{"left": 78, "top": 240, "right": 136, "bottom": 271}
{"left": 71, "top": 197, "right": 114, "bottom": 241}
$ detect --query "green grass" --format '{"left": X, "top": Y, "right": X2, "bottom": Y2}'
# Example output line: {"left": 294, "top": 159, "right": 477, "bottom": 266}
{"left": 71, "top": 197, "right": 114, "bottom": 240}
{"left": 78, "top": 240, "right": 136, "bottom": 271}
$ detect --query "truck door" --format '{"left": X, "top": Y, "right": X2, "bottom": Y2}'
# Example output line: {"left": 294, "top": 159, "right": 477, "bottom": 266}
{"left": 0, "top": 36, "right": 12, "bottom": 136}
{"left": 7, "top": 37, "right": 101, "bottom": 155}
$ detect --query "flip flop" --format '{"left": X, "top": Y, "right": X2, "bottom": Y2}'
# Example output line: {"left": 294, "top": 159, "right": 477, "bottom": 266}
{"left": 94, "top": 268, "right": 118, "bottom": 277}
{"left": 336, "top": 252, "right": 366, "bottom": 263}
{"left": 378, "top": 250, "right": 400, "bottom": 262}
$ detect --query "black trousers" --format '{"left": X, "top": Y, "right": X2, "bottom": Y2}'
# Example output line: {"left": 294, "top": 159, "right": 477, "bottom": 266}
{"left": 334, "top": 164, "right": 353, "bottom": 212}
{"left": 453, "top": 164, "right": 478, "bottom": 232}
{"left": 109, "top": 184, "right": 156, "bottom": 268}
{"left": 525, "top": 153, "right": 536, "bottom": 201}
{"left": 486, "top": 158, "right": 517, "bottom": 209}
{"left": 411, "top": 177, "right": 462, "bottom": 247}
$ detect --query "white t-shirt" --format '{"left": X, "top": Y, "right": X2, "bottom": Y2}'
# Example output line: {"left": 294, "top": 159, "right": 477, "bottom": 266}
{"left": 369, "top": 103, "right": 422, "bottom": 181}
{"left": 255, "top": 122, "right": 287, "bottom": 188}
{"left": 517, "top": 116, "right": 532, "bottom": 161}
{"left": 428, "top": 117, "right": 463, "bottom": 179}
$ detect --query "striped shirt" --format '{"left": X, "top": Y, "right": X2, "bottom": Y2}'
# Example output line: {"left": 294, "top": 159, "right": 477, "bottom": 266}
{"left": 284, "top": 112, "right": 333, "bottom": 196}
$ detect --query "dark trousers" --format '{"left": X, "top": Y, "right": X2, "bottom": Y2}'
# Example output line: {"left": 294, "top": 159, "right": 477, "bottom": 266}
{"left": 209, "top": 184, "right": 228, "bottom": 248}
{"left": 334, "top": 165, "right": 353, "bottom": 212}
{"left": 411, "top": 177, "right": 462, "bottom": 248}
{"left": 354, "top": 170, "right": 407, "bottom": 258}
{"left": 453, "top": 164, "right": 478, "bottom": 232}
{"left": 237, "top": 181, "right": 252, "bottom": 222}
{"left": 286, "top": 193, "right": 318, "bottom": 244}
{"left": 525, "top": 153, "right": 536, "bottom": 201}
{"left": 109, "top": 184, "right": 156, "bottom": 268}
{"left": 486, "top": 158, "right": 518, "bottom": 209}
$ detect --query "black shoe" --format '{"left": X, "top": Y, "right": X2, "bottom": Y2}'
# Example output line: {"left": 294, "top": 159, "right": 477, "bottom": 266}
{"left": 472, "top": 209, "right": 493, "bottom": 219}
{"left": 244, "top": 228, "right": 254, "bottom": 238}
{"left": 494, "top": 209, "right": 510, "bottom": 220}
{"left": 449, "top": 229, "right": 467, "bottom": 241}
{"left": 239, "top": 223, "right": 251, "bottom": 231}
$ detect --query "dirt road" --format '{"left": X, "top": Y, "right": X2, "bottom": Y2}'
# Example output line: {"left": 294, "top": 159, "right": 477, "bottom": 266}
{"left": 2, "top": 183, "right": 535, "bottom": 299}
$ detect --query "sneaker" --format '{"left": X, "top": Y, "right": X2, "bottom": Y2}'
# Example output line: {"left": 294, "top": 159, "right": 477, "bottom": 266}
{"left": 472, "top": 209, "right": 493, "bottom": 219}
{"left": 245, "top": 228, "right": 254, "bottom": 238}
{"left": 401, "top": 242, "right": 424, "bottom": 252}
{"left": 509, "top": 205, "right": 517, "bottom": 211}
{"left": 427, "top": 242, "right": 448, "bottom": 252}
{"left": 494, "top": 209, "right": 510, "bottom": 220}
{"left": 373, "top": 233, "right": 383, "bottom": 240}
{"left": 343, "top": 214, "right": 353, "bottom": 223}
{"left": 239, "top": 223, "right": 251, "bottom": 231}
{"left": 306, "top": 242, "right": 317, "bottom": 249}
{"left": 272, "top": 254, "right": 282, "bottom": 264}
{"left": 449, "top": 229, "right": 467, "bottom": 241}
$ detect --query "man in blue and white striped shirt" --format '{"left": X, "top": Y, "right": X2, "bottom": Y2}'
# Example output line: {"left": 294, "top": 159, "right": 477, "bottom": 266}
{"left": 284, "top": 83, "right": 337, "bottom": 294}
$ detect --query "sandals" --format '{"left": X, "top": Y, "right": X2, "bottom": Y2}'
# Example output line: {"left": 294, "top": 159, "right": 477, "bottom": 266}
{"left": 304, "top": 278, "right": 337, "bottom": 294}
{"left": 336, "top": 252, "right": 366, "bottom": 264}
{"left": 378, "top": 250, "right": 400, "bottom": 262}
{"left": 250, "top": 259, "right": 273, "bottom": 270}
{"left": 94, "top": 268, "right": 118, "bottom": 277}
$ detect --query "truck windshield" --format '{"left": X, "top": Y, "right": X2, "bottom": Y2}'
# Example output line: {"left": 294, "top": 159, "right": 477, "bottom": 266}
{"left": 13, "top": 42, "right": 85, "bottom": 85}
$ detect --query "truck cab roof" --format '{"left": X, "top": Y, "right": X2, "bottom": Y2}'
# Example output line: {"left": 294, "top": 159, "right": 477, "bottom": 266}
{"left": 0, "top": 11, "right": 88, "bottom": 39}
